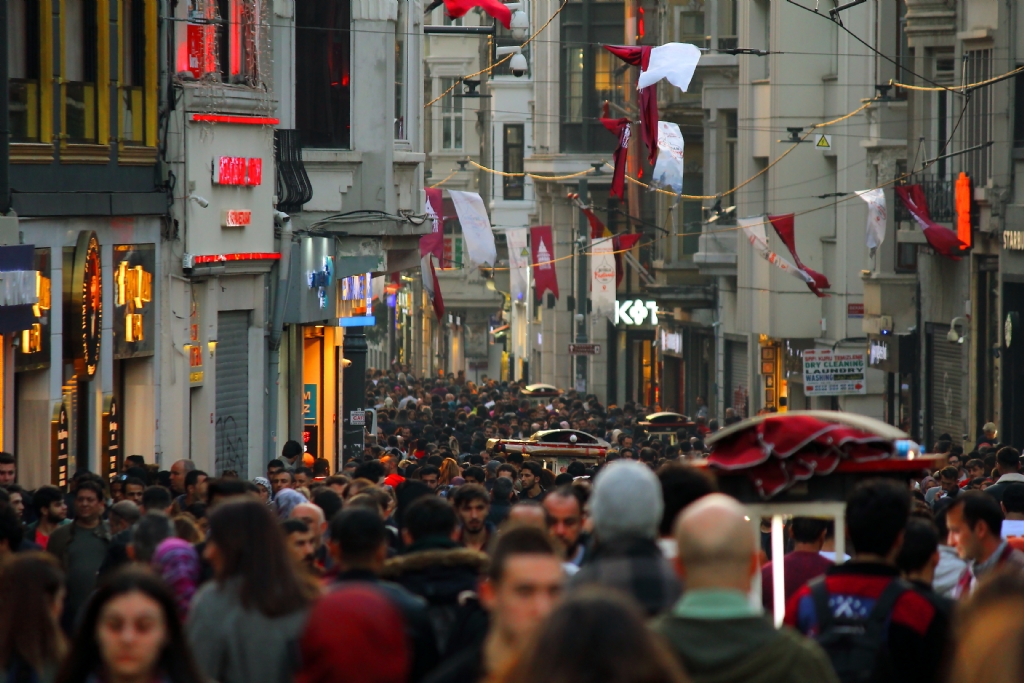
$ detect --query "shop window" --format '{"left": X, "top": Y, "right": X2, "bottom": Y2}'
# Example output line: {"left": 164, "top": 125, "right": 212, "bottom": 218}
{"left": 675, "top": 0, "right": 706, "bottom": 47}
{"left": 210, "top": 0, "right": 260, "bottom": 84}
{"left": 503, "top": 124, "right": 524, "bottom": 200}
{"left": 8, "top": 0, "right": 42, "bottom": 142}
{"left": 440, "top": 78, "right": 463, "bottom": 150}
{"left": 120, "top": 0, "right": 146, "bottom": 145}
{"left": 63, "top": 0, "right": 100, "bottom": 143}
{"left": 963, "top": 49, "right": 992, "bottom": 185}
{"left": 395, "top": 0, "right": 407, "bottom": 139}
{"left": 1015, "top": 72, "right": 1024, "bottom": 149}
{"left": 296, "top": 0, "right": 351, "bottom": 148}
{"left": 559, "top": 1, "right": 627, "bottom": 153}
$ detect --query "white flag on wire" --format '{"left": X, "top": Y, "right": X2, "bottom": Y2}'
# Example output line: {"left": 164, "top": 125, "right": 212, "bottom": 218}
{"left": 737, "top": 216, "right": 816, "bottom": 287}
{"left": 448, "top": 191, "right": 497, "bottom": 268}
{"left": 651, "top": 121, "right": 685, "bottom": 194}
{"left": 591, "top": 235, "right": 617, "bottom": 320}
{"left": 505, "top": 228, "right": 530, "bottom": 303}
{"left": 854, "top": 188, "right": 887, "bottom": 252}
{"left": 636, "top": 42, "right": 702, "bottom": 91}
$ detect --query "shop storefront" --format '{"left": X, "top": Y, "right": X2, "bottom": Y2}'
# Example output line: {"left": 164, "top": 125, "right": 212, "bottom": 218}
{"left": 868, "top": 333, "right": 918, "bottom": 437}
{"left": 13, "top": 220, "right": 161, "bottom": 490}
{"left": 609, "top": 298, "right": 660, "bottom": 407}
{"left": 283, "top": 237, "right": 341, "bottom": 468}
{"left": 0, "top": 244, "right": 40, "bottom": 457}
{"left": 658, "top": 325, "right": 714, "bottom": 416}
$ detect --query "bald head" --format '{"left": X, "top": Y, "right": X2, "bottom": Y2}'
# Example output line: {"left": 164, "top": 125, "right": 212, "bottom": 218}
{"left": 675, "top": 494, "right": 757, "bottom": 591}
{"left": 291, "top": 503, "right": 327, "bottom": 547}
{"left": 508, "top": 502, "right": 547, "bottom": 529}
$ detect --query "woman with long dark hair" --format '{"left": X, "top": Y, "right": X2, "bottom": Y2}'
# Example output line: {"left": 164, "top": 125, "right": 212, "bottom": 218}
{"left": 188, "top": 499, "right": 318, "bottom": 683}
{"left": 0, "top": 553, "right": 66, "bottom": 683}
{"left": 54, "top": 568, "right": 204, "bottom": 683}
{"left": 502, "top": 590, "right": 689, "bottom": 683}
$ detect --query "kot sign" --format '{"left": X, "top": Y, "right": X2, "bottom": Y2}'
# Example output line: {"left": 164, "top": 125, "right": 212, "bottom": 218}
{"left": 615, "top": 299, "right": 658, "bottom": 326}
{"left": 802, "top": 349, "right": 867, "bottom": 396}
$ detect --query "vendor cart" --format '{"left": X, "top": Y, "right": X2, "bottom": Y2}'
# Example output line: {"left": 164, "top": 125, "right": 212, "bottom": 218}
{"left": 700, "top": 410, "right": 943, "bottom": 627}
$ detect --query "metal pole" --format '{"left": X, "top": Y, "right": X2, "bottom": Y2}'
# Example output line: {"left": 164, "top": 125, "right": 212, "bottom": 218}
{"left": 576, "top": 178, "right": 589, "bottom": 393}
{"left": 341, "top": 327, "right": 368, "bottom": 464}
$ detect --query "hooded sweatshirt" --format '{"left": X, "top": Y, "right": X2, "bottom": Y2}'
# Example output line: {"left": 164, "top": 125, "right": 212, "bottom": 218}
{"left": 651, "top": 590, "right": 838, "bottom": 683}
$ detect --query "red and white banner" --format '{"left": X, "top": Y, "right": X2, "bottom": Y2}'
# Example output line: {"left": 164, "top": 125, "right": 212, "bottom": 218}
{"left": 651, "top": 121, "right": 685, "bottom": 195}
{"left": 419, "top": 232, "right": 444, "bottom": 321}
{"left": 530, "top": 225, "right": 558, "bottom": 300}
{"left": 738, "top": 217, "right": 822, "bottom": 295}
{"left": 449, "top": 190, "right": 497, "bottom": 268}
{"left": 636, "top": 43, "right": 701, "bottom": 91}
{"left": 600, "top": 103, "right": 630, "bottom": 199}
{"left": 604, "top": 45, "right": 658, "bottom": 167}
{"left": 854, "top": 188, "right": 887, "bottom": 252}
{"left": 894, "top": 184, "right": 964, "bottom": 260}
{"left": 767, "top": 214, "right": 830, "bottom": 295}
{"left": 443, "top": 0, "right": 511, "bottom": 27}
{"left": 571, "top": 195, "right": 641, "bottom": 286}
{"left": 591, "top": 234, "right": 617, "bottom": 320}
{"left": 505, "top": 228, "right": 530, "bottom": 303}
{"left": 425, "top": 187, "right": 444, "bottom": 234}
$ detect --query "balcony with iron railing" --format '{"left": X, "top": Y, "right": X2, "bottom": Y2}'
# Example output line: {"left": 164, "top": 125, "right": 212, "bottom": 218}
{"left": 894, "top": 175, "right": 954, "bottom": 223}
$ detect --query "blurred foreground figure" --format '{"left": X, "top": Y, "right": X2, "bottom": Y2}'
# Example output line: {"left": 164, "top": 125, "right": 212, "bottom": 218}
{"left": 0, "top": 553, "right": 66, "bottom": 683}
{"left": 55, "top": 568, "right": 205, "bottom": 683}
{"left": 503, "top": 589, "right": 688, "bottom": 683}
{"left": 297, "top": 585, "right": 410, "bottom": 683}
{"left": 949, "top": 569, "right": 1024, "bottom": 683}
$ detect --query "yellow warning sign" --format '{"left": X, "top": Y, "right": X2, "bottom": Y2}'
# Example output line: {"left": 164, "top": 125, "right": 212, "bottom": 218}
{"left": 815, "top": 134, "right": 832, "bottom": 150}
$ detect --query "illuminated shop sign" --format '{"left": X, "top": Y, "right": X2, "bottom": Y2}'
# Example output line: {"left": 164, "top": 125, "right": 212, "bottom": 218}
{"left": 661, "top": 331, "right": 682, "bottom": 354}
{"left": 615, "top": 299, "right": 658, "bottom": 326}
{"left": 66, "top": 232, "right": 102, "bottom": 379}
{"left": 113, "top": 245, "right": 155, "bottom": 358}
{"left": 307, "top": 256, "right": 335, "bottom": 309}
{"left": 213, "top": 157, "right": 263, "bottom": 186}
{"left": 337, "top": 272, "right": 373, "bottom": 326}
{"left": 221, "top": 210, "right": 252, "bottom": 228}
{"left": 15, "top": 248, "right": 51, "bottom": 371}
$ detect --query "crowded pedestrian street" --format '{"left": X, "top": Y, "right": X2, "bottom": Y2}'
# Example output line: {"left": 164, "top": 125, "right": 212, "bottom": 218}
{"left": 3, "top": 0, "right": 1024, "bottom": 678}
{"left": 2, "top": 375, "right": 1024, "bottom": 683}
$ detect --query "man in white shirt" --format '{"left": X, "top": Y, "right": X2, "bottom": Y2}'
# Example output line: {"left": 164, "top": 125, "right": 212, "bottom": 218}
{"left": 1000, "top": 483, "right": 1024, "bottom": 540}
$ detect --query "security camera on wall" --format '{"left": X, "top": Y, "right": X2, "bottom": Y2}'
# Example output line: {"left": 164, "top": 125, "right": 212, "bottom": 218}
{"left": 495, "top": 46, "right": 528, "bottom": 78}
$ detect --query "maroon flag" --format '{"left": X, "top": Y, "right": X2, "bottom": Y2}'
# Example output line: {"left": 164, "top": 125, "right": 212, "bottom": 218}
{"left": 419, "top": 233, "right": 444, "bottom": 320}
{"left": 767, "top": 214, "right": 831, "bottom": 295}
{"left": 572, "top": 195, "right": 640, "bottom": 287}
{"left": 530, "top": 225, "right": 559, "bottom": 299}
{"left": 424, "top": 187, "right": 444, "bottom": 234}
{"left": 894, "top": 185, "right": 965, "bottom": 261}
{"left": 604, "top": 45, "right": 659, "bottom": 167}
{"left": 443, "top": 0, "right": 512, "bottom": 27}
{"left": 600, "top": 103, "right": 630, "bottom": 199}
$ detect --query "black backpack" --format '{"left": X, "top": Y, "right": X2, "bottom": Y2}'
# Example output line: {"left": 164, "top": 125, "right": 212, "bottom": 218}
{"left": 808, "top": 576, "right": 910, "bottom": 683}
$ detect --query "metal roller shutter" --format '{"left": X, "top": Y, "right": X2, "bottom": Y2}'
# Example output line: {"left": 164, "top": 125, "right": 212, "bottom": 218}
{"left": 928, "top": 328, "right": 963, "bottom": 445}
{"left": 216, "top": 311, "right": 250, "bottom": 476}
{"left": 727, "top": 340, "right": 749, "bottom": 418}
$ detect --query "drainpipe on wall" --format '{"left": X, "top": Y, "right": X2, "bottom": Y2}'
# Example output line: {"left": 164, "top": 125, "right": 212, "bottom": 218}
{"left": 266, "top": 211, "right": 294, "bottom": 464}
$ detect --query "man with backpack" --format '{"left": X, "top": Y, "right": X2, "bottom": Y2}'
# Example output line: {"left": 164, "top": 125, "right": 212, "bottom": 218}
{"left": 785, "top": 480, "right": 947, "bottom": 683}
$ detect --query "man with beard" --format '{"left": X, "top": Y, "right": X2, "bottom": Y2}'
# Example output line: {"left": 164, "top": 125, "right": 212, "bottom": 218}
{"left": 543, "top": 486, "right": 587, "bottom": 567}
{"left": 453, "top": 485, "right": 493, "bottom": 552}
{"left": 283, "top": 518, "right": 319, "bottom": 574}
{"left": 26, "top": 485, "right": 69, "bottom": 550}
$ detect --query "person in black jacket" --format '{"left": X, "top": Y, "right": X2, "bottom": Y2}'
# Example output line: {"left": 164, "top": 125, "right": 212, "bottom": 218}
{"left": 380, "top": 497, "right": 489, "bottom": 656}
{"left": 329, "top": 508, "right": 439, "bottom": 682}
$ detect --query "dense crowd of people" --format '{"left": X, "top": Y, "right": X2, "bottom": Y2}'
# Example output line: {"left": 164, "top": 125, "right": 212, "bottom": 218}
{"left": 0, "top": 368, "right": 1023, "bottom": 683}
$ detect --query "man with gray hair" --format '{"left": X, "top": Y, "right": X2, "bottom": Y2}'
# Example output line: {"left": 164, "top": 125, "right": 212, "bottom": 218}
{"left": 129, "top": 513, "right": 174, "bottom": 564}
{"left": 570, "top": 460, "right": 681, "bottom": 615}
{"left": 651, "top": 494, "right": 838, "bottom": 683}
{"left": 108, "top": 500, "right": 141, "bottom": 536}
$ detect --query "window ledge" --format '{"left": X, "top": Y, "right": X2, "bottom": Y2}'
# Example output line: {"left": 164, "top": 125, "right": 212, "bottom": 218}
{"left": 394, "top": 151, "right": 426, "bottom": 164}
{"left": 10, "top": 143, "right": 55, "bottom": 164}
{"left": 182, "top": 83, "right": 279, "bottom": 117}
{"left": 118, "top": 145, "right": 158, "bottom": 166}
{"left": 61, "top": 144, "right": 111, "bottom": 164}
{"left": 302, "top": 149, "right": 363, "bottom": 165}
